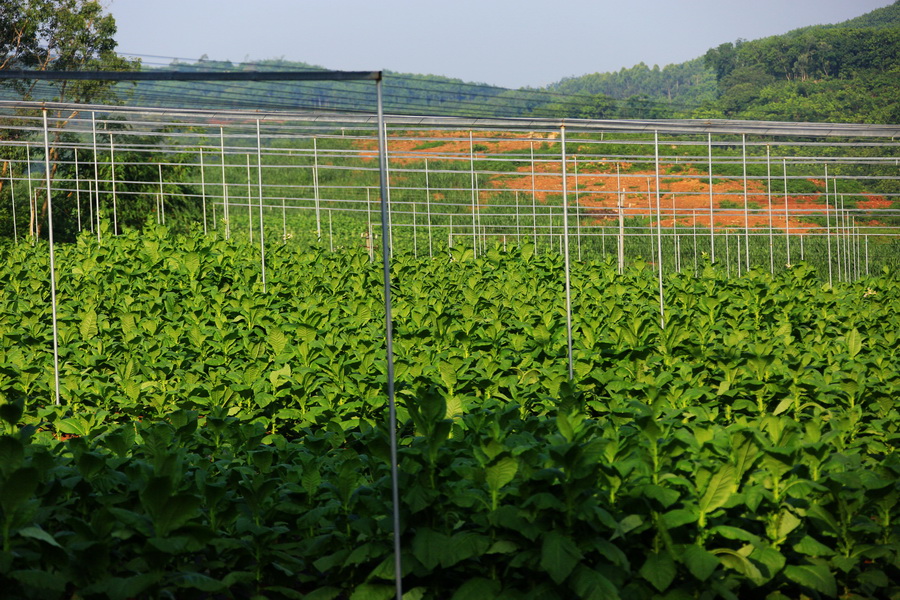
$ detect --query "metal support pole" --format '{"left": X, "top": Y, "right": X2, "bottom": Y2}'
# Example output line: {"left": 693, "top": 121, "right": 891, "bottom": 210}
{"left": 560, "top": 127, "right": 574, "bottom": 381}
{"left": 109, "top": 134, "right": 118, "bottom": 235}
{"left": 74, "top": 148, "right": 82, "bottom": 232}
{"left": 200, "top": 149, "right": 208, "bottom": 234}
{"left": 314, "top": 137, "right": 322, "bottom": 242}
{"left": 376, "top": 78, "right": 403, "bottom": 600}
{"left": 825, "top": 166, "right": 833, "bottom": 287}
{"left": 469, "top": 131, "right": 478, "bottom": 258}
{"left": 257, "top": 121, "right": 267, "bottom": 292}
{"left": 42, "top": 109, "right": 62, "bottom": 407}
{"left": 708, "top": 133, "right": 715, "bottom": 262}
{"left": 92, "top": 111, "right": 100, "bottom": 242}
{"left": 742, "top": 134, "right": 749, "bottom": 270}
{"left": 221, "top": 127, "right": 229, "bottom": 239}
{"left": 766, "top": 146, "right": 773, "bottom": 274}
{"left": 783, "top": 158, "right": 790, "bottom": 265}
{"left": 654, "top": 132, "right": 665, "bottom": 329}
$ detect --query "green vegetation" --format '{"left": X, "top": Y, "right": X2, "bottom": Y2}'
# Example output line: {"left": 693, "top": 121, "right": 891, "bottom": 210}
{"left": 0, "top": 227, "right": 898, "bottom": 598}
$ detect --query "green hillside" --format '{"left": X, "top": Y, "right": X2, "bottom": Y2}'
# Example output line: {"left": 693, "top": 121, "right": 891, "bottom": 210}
{"left": 541, "top": 1, "right": 900, "bottom": 123}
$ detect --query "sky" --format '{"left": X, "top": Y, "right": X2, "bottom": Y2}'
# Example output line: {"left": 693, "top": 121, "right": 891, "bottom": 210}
{"left": 109, "top": 0, "right": 895, "bottom": 89}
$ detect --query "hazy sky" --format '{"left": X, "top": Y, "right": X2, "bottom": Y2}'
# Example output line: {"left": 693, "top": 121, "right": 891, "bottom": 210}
{"left": 109, "top": 0, "right": 894, "bottom": 89}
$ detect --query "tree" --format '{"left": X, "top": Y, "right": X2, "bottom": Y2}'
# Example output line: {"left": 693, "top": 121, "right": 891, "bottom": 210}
{"left": 0, "top": 0, "right": 138, "bottom": 239}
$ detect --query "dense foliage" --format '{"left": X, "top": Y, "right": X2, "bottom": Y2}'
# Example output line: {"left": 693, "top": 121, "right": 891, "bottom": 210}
{"left": 0, "top": 227, "right": 898, "bottom": 599}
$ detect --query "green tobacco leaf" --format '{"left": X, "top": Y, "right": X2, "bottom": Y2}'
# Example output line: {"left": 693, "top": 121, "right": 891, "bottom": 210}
{"left": 303, "top": 588, "right": 342, "bottom": 600}
{"left": 698, "top": 463, "right": 736, "bottom": 516}
{"left": 349, "top": 583, "right": 397, "bottom": 600}
{"left": 267, "top": 327, "right": 288, "bottom": 355}
{"left": 412, "top": 528, "right": 450, "bottom": 570}
{"left": 9, "top": 569, "right": 67, "bottom": 592}
{"left": 541, "top": 531, "right": 583, "bottom": 584}
{"left": 0, "top": 436, "right": 24, "bottom": 475}
{"left": 570, "top": 565, "right": 620, "bottom": 600}
{"left": 682, "top": 544, "right": 719, "bottom": 581}
{"left": 17, "top": 526, "right": 61, "bottom": 548}
{"left": 451, "top": 577, "right": 501, "bottom": 600}
{"left": 640, "top": 551, "right": 676, "bottom": 592}
{"left": 0, "top": 400, "right": 24, "bottom": 427}
{"left": 783, "top": 563, "right": 837, "bottom": 597}
{"left": 80, "top": 308, "right": 99, "bottom": 339}
{"left": 485, "top": 456, "right": 517, "bottom": 494}
{"left": 847, "top": 328, "right": 863, "bottom": 358}
{"left": 172, "top": 572, "right": 224, "bottom": 592}
{"left": 0, "top": 467, "right": 38, "bottom": 513}
{"left": 793, "top": 535, "right": 835, "bottom": 557}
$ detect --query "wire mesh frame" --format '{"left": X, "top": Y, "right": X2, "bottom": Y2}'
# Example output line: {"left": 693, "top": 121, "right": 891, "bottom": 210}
{"left": 3, "top": 94, "right": 900, "bottom": 598}
{"left": 0, "top": 70, "right": 406, "bottom": 599}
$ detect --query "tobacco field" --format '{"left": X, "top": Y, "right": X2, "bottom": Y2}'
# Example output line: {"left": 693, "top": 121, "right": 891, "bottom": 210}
{"left": 0, "top": 225, "right": 898, "bottom": 600}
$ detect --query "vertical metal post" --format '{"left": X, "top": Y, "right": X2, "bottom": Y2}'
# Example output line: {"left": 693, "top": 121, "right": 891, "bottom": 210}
{"left": 367, "top": 187, "right": 374, "bottom": 261}
{"left": 26, "top": 146, "right": 34, "bottom": 243}
{"left": 220, "top": 127, "right": 229, "bottom": 239}
{"left": 257, "top": 120, "right": 266, "bottom": 292}
{"left": 783, "top": 158, "right": 790, "bottom": 265}
{"left": 384, "top": 123, "right": 393, "bottom": 257}
{"left": 825, "top": 166, "right": 833, "bottom": 287}
{"left": 425, "top": 161, "right": 433, "bottom": 258}
{"left": 9, "top": 160, "right": 17, "bottom": 243}
{"left": 376, "top": 77, "right": 403, "bottom": 600}
{"left": 92, "top": 111, "right": 100, "bottom": 243}
{"left": 531, "top": 140, "right": 537, "bottom": 251}
{"left": 741, "top": 134, "right": 749, "bottom": 270}
{"left": 200, "top": 149, "right": 208, "bottom": 234}
{"left": 708, "top": 133, "right": 715, "bottom": 262}
{"left": 313, "top": 137, "right": 322, "bottom": 242}
{"left": 109, "top": 134, "right": 118, "bottom": 235}
{"left": 159, "top": 163, "right": 165, "bottom": 226}
{"left": 654, "top": 131, "right": 665, "bottom": 329}
{"left": 766, "top": 146, "right": 773, "bottom": 274}
{"left": 574, "top": 155, "right": 581, "bottom": 261}
{"left": 560, "top": 126, "right": 574, "bottom": 381}
{"left": 469, "top": 131, "right": 477, "bottom": 258}
{"left": 246, "top": 155, "right": 253, "bottom": 243}
{"left": 617, "top": 189, "right": 625, "bottom": 274}
{"left": 647, "top": 178, "right": 655, "bottom": 266}
{"left": 74, "top": 148, "right": 82, "bottom": 232}
{"left": 42, "top": 109, "right": 61, "bottom": 407}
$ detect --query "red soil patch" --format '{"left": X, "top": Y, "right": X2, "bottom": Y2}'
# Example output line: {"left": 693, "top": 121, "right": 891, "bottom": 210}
{"left": 487, "top": 161, "right": 823, "bottom": 231}
{"left": 356, "top": 131, "right": 861, "bottom": 232}
{"left": 858, "top": 196, "right": 892, "bottom": 210}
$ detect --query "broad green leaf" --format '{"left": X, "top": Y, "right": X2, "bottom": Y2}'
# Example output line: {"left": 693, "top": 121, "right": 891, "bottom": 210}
{"left": 0, "top": 435, "right": 24, "bottom": 475}
{"left": 0, "top": 467, "right": 38, "bottom": 513}
{"left": 267, "top": 327, "right": 288, "bottom": 355}
{"left": 485, "top": 456, "right": 517, "bottom": 494}
{"left": 80, "top": 308, "right": 99, "bottom": 339}
{"left": 698, "top": 463, "right": 736, "bottom": 516}
{"left": 793, "top": 535, "right": 835, "bottom": 557}
{"left": 541, "top": 531, "right": 583, "bottom": 584}
{"left": 350, "top": 583, "right": 395, "bottom": 600}
{"left": 15, "top": 526, "right": 61, "bottom": 548}
{"left": 412, "top": 528, "right": 450, "bottom": 570}
{"left": 783, "top": 563, "right": 837, "bottom": 597}
{"left": 10, "top": 570, "right": 67, "bottom": 592}
{"left": 847, "top": 328, "right": 862, "bottom": 358}
{"left": 640, "top": 551, "right": 676, "bottom": 592}
{"left": 450, "top": 577, "right": 501, "bottom": 600}
{"left": 570, "top": 565, "right": 620, "bottom": 600}
{"left": 682, "top": 545, "right": 719, "bottom": 581}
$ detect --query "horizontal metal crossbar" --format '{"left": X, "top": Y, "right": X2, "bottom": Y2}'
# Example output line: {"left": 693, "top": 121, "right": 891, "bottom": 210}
{"left": 0, "top": 70, "right": 381, "bottom": 82}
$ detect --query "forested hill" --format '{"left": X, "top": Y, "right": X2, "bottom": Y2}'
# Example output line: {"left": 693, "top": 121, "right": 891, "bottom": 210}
{"left": 699, "top": 1, "right": 900, "bottom": 122}
{"left": 539, "top": 1, "right": 900, "bottom": 123}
